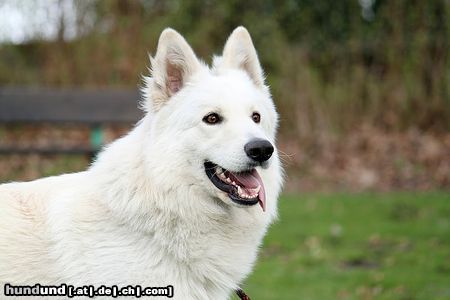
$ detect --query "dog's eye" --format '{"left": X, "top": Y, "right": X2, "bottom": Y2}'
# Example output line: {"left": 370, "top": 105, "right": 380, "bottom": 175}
{"left": 252, "top": 112, "right": 261, "bottom": 123}
{"left": 203, "top": 113, "right": 222, "bottom": 125}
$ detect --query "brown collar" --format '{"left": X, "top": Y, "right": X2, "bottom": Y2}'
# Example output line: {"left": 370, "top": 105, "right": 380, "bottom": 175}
{"left": 235, "top": 288, "right": 251, "bottom": 300}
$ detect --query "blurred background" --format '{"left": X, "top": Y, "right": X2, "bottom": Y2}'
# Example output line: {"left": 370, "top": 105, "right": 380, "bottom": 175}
{"left": 0, "top": 0, "right": 449, "bottom": 299}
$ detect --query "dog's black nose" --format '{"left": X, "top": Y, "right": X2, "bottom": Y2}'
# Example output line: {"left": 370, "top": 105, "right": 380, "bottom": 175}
{"left": 244, "top": 139, "right": 274, "bottom": 163}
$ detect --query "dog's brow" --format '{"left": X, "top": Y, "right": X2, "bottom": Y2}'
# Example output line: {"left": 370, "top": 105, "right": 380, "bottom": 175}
{"left": 202, "top": 106, "right": 223, "bottom": 115}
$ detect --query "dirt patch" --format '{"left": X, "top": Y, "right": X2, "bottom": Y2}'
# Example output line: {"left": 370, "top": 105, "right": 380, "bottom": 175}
{"left": 281, "top": 125, "right": 449, "bottom": 192}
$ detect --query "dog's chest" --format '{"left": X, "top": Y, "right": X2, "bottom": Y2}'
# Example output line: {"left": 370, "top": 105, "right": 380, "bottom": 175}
{"left": 59, "top": 209, "right": 267, "bottom": 297}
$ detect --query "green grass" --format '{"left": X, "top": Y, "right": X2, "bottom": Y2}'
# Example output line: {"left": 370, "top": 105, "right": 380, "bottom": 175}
{"left": 240, "top": 192, "right": 450, "bottom": 300}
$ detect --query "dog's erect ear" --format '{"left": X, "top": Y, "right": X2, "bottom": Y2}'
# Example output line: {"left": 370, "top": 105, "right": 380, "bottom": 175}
{"left": 150, "top": 28, "right": 201, "bottom": 110}
{"left": 220, "top": 26, "right": 265, "bottom": 88}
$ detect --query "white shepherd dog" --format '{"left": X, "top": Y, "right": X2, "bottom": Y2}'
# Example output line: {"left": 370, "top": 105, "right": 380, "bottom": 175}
{"left": 0, "top": 27, "right": 283, "bottom": 300}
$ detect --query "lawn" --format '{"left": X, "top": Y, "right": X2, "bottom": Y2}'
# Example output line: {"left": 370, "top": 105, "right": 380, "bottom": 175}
{"left": 241, "top": 192, "right": 450, "bottom": 300}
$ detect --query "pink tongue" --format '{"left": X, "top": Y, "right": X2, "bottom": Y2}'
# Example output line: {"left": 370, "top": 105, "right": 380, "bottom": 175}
{"left": 229, "top": 170, "right": 266, "bottom": 212}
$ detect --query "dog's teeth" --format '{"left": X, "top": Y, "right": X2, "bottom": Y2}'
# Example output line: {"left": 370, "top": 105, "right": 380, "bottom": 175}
{"left": 243, "top": 186, "right": 261, "bottom": 198}
{"left": 234, "top": 184, "right": 260, "bottom": 199}
{"left": 248, "top": 186, "right": 261, "bottom": 194}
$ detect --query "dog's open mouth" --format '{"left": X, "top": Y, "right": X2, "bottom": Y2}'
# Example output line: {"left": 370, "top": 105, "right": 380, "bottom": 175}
{"left": 204, "top": 161, "right": 266, "bottom": 211}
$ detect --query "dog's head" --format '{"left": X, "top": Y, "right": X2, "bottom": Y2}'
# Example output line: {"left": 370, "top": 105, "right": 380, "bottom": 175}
{"left": 142, "top": 27, "right": 281, "bottom": 212}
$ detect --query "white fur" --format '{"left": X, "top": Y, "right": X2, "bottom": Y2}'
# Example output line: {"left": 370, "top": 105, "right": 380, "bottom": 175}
{"left": 0, "top": 27, "right": 283, "bottom": 300}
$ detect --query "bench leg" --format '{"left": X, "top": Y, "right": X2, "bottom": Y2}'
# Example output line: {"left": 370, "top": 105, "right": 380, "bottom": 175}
{"left": 89, "top": 125, "right": 104, "bottom": 162}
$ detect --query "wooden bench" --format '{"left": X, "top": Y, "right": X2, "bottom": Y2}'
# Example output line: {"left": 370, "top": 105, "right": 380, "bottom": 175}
{"left": 0, "top": 87, "right": 142, "bottom": 157}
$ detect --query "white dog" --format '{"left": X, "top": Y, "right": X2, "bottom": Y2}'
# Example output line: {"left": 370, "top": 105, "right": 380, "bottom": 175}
{"left": 0, "top": 27, "right": 283, "bottom": 300}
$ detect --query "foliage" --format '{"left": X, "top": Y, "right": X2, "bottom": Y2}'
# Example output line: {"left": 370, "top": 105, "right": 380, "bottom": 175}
{"left": 0, "top": 0, "right": 448, "bottom": 135}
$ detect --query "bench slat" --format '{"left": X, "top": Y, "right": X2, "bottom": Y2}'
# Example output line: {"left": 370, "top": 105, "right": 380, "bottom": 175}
{"left": 0, "top": 88, "right": 143, "bottom": 124}
{"left": 0, "top": 146, "right": 95, "bottom": 155}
